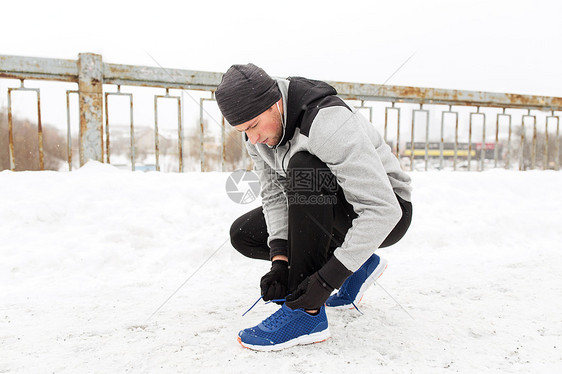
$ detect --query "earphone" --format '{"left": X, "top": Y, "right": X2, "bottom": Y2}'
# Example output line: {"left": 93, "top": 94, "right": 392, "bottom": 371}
{"left": 276, "top": 101, "right": 284, "bottom": 127}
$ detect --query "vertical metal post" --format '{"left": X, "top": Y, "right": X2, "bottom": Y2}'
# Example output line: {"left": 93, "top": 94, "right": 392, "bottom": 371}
{"left": 548, "top": 114, "right": 561, "bottom": 170}
{"left": 494, "top": 111, "right": 500, "bottom": 168}
{"left": 181, "top": 89, "right": 185, "bottom": 171}
{"left": 177, "top": 97, "right": 183, "bottom": 173}
{"left": 531, "top": 117, "right": 537, "bottom": 169}
{"left": 7, "top": 89, "right": 15, "bottom": 171}
{"left": 494, "top": 109, "right": 500, "bottom": 169}
{"left": 385, "top": 103, "right": 400, "bottom": 157}
{"left": 409, "top": 107, "right": 416, "bottom": 172}
{"left": 424, "top": 111, "right": 430, "bottom": 171}
{"left": 499, "top": 110, "right": 512, "bottom": 169}
{"left": 36, "top": 90, "right": 44, "bottom": 170}
{"left": 199, "top": 98, "right": 206, "bottom": 172}
{"left": 506, "top": 113, "right": 512, "bottom": 169}
{"left": 468, "top": 113, "right": 473, "bottom": 171}
{"left": 395, "top": 105, "right": 401, "bottom": 159}
{"left": 380, "top": 101, "right": 388, "bottom": 143}
{"left": 129, "top": 94, "right": 135, "bottom": 171}
{"left": 154, "top": 94, "right": 161, "bottom": 171}
{"left": 522, "top": 114, "right": 536, "bottom": 170}
{"left": 454, "top": 110, "right": 460, "bottom": 171}
{"left": 442, "top": 108, "right": 458, "bottom": 171}
{"left": 479, "top": 108, "right": 486, "bottom": 172}
{"left": 104, "top": 90, "right": 111, "bottom": 164}
{"left": 555, "top": 116, "right": 562, "bottom": 170}
{"left": 66, "top": 90, "right": 78, "bottom": 171}
{"left": 78, "top": 53, "right": 104, "bottom": 166}
{"left": 544, "top": 113, "right": 550, "bottom": 170}
{"left": 439, "top": 107, "right": 446, "bottom": 170}
{"left": 413, "top": 106, "right": 429, "bottom": 171}
{"left": 468, "top": 110, "right": 485, "bottom": 172}
{"left": 519, "top": 111, "right": 527, "bottom": 171}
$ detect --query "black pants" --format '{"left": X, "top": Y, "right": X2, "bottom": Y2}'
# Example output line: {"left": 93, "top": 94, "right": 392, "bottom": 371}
{"left": 230, "top": 152, "right": 412, "bottom": 292}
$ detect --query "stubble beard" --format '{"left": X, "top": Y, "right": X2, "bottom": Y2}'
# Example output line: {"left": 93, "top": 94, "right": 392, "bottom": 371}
{"left": 270, "top": 110, "right": 284, "bottom": 146}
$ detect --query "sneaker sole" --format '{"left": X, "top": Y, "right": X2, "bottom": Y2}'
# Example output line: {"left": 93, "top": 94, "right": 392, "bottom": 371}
{"left": 237, "top": 328, "right": 331, "bottom": 351}
{"left": 330, "top": 257, "right": 388, "bottom": 310}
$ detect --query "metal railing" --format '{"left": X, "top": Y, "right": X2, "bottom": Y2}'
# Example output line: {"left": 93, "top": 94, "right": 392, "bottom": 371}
{"left": 1, "top": 53, "right": 561, "bottom": 172}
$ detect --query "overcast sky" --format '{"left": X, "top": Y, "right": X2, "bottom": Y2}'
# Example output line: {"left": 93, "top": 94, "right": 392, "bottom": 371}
{"left": 3, "top": 0, "right": 561, "bottom": 97}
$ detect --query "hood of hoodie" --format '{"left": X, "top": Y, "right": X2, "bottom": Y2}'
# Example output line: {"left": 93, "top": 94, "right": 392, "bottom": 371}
{"left": 276, "top": 77, "right": 340, "bottom": 147}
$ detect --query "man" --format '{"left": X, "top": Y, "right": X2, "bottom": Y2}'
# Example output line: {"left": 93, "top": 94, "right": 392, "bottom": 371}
{"left": 216, "top": 64, "right": 412, "bottom": 351}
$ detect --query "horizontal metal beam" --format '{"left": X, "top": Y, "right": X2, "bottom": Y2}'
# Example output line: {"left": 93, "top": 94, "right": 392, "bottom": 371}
{"left": 103, "top": 62, "right": 223, "bottom": 91}
{"left": 0, "top": 54, "right": 78, "bottom": 82}
{"left": 0, "top": 54, "right": 223, "bottom": 91}
{"left": 2, "top": 53, "right": 562, "bottom": 110}
{"left": 329, "top": 81, "right": 562, "bottom": 111}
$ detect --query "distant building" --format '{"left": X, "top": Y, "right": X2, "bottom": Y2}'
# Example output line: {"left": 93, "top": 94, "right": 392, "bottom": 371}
{"left": 403, "top": 142, "right": 503, "bottom": 159}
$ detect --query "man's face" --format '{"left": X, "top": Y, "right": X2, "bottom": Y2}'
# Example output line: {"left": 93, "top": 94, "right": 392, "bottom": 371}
{"left": 234, "top": 101, "right": 283, "bottom": 147}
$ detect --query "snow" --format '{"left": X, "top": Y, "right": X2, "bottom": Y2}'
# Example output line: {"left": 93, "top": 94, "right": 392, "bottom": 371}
{"left": 1, "top": 162, "right": 561, "bottom": 373}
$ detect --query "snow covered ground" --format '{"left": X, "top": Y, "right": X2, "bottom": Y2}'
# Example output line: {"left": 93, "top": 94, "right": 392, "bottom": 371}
{"left": 1, "top": 162, "right": 561, "bottom": 373}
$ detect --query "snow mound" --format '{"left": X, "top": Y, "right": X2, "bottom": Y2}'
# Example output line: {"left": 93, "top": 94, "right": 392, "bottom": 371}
{"left": 74, "top": 160, "right": 124, "bottom": 174}
{"left": 1, "top": 169, "right": 561, "bottom": 373}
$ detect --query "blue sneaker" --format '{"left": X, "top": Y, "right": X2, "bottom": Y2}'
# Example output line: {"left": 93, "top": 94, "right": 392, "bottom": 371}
{"left": 326, "top": 254, "right": 388, "bottom": 309}
{"left": 238, "top": 304, "right": 330, "bottom": 351}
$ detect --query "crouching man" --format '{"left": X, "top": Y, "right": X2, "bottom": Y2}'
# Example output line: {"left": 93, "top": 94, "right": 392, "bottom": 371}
{"left": 216, "top": 64, "right": 412, "bottom": 351}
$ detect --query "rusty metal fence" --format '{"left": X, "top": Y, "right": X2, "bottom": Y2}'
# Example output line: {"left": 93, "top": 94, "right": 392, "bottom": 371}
{"left": 1, "top": 53, "right": 561, "bottom": 172}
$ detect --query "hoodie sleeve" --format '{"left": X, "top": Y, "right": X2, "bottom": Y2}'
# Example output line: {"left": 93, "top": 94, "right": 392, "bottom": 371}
{"left": 308, "top": 106, "right": 403, "bottom": 275}
{"left": 245, "top": 141, "right": 289, "bottom": 259}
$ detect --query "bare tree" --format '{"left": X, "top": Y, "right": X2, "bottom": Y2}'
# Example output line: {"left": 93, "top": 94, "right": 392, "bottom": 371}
{"left": 224, "top": 127, "right": 245, "bottom": 170}
{"left": 0, "top": 109, "right": 66, "bottom": 171}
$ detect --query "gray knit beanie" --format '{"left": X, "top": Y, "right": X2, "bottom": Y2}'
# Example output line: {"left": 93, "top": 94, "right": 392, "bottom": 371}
{"left": 215, "top": 63, "right": 281, "bottom": 126}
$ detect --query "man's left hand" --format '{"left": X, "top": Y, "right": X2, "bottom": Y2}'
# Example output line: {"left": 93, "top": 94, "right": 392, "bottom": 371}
{"left": 285, "top": 272, "right": 334, "bottom": 310}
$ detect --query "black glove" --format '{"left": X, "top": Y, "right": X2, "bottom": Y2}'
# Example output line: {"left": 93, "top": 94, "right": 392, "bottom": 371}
{"left": 260, "top": 260, "right": 289, "bottom": 302}
{"left": 285, "top": 272, "right": 334, "bottom": 310}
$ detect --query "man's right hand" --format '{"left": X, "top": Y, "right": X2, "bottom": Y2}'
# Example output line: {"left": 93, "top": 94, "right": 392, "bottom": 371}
{"left": 260, "top": 260, "right": 289, "bottom": 302}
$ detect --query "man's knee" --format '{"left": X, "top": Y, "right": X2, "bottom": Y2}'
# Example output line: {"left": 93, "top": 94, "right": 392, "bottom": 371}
{"left": 228, "top": 207, "right": 270, "bottom": 260}
{"left": 229, "top": 216, "right": 246, "bottom": 253}
{"left": 287, "top": 152, "right": 337, "bottom": 195}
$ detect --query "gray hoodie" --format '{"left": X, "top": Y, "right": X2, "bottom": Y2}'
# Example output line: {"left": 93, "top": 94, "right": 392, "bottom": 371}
{"left": 245, "top": 77, "right": 412, "bottom": 273}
